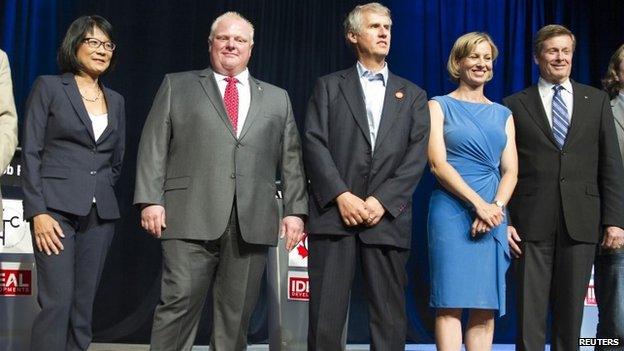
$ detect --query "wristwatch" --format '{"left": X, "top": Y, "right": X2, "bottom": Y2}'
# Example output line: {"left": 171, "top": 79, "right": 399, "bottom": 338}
{"left": 493, "top": 200, "right": 505, "bottom": 209}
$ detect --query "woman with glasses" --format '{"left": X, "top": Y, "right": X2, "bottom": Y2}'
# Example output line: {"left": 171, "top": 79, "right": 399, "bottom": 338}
{"left": 22, "top": 15, "right": 125, "bottom": 350}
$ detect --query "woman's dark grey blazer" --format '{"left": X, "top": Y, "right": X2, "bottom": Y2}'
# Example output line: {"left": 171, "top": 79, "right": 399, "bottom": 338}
{"left": 22, "top": 73, "right": 125, "bottom": 220}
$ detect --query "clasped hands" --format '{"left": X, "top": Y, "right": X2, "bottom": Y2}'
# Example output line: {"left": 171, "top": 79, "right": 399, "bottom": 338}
{"left": 471, "top": 201, "right": 505, "bottom": 237}
{"left": 336, "top": 192, "right": 385, "bottom": 227}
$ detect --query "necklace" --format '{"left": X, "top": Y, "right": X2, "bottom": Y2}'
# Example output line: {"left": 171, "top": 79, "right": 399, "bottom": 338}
{"left": 78, "top": 79, "right": 101, "bottom": 102}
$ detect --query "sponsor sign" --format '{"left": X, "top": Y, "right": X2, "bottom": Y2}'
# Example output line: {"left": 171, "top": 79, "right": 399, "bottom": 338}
{"left": 287, "top": 271, "right": 309, "bottom": 301}
{"left": 1, "top": 199, "right": 33, "bottom": 254}
{"left": 288, "top": 234, "right": 308, "bottom": 268}
{"left": 584, "top": 265, "right": 596, "bottom": 306}
{"left": 1, "top": 149, "right": 21, "bottom": 187}
{"left": 0, "top": 262, "right": 32, "bottom": 296}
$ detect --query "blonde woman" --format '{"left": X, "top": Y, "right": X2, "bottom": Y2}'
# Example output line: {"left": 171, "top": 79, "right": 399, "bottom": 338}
{"left": 427, "top": 32, "right": 517, "bottom": 351}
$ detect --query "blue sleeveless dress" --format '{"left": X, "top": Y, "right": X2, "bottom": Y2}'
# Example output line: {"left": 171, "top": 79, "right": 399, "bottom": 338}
{"left": 427, "top": 95, "right": 511, "bottom": 316}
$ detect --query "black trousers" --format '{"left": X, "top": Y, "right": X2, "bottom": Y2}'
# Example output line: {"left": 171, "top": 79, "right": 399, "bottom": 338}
{"left": 308, "top": 234, "right": 409, "bottom": 351}
{"left": 30, "top": 205, "right": 115, "bottom": 351}
{"left": 515, "top": 214, "right": 595, "bottom": 351}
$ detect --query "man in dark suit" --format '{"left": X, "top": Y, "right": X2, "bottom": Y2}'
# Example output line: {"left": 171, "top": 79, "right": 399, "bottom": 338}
{"left": 134, "top": 11, "right": 307, "bottom": 351}
{"left": 503, "top": 25, "right": 624, "bottom": 351}
{"left": 303, "top": 3, "right": 430, "bottom": 350}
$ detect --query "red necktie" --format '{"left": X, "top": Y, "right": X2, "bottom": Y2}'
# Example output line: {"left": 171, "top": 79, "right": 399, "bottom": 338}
{"left": 224, "top": 77, "right": 239, "bottom": 133}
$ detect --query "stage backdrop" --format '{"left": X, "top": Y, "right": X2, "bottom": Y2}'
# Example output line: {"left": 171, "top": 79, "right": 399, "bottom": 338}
{"left": 1, "top": 0, "right": 623, "bottom": 344}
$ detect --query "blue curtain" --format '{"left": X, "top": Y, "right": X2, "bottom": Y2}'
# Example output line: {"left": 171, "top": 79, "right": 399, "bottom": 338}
{"left": 2, "top": 0, "right": 623, "bottom": 344}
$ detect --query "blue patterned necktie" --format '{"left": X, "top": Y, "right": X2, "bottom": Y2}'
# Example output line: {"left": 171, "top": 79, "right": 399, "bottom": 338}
{"left": 551, "top": 84, "right": 569, "bottom": 149}
{"left": 362, "top": 70, "right": 383, "bottom": 83}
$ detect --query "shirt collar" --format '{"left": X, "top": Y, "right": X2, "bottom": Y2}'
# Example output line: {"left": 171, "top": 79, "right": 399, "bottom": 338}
{"left": 356, "top": 61, "right": 388, "bottom": 86}
{"left": 213, "top": 68, "right": 249, "bottom": 87}
{"left": 618, "top": 92, "right": 624, "bottom": 104}
{"left": 538, "top": 76, "right": 572, "bottom": 93}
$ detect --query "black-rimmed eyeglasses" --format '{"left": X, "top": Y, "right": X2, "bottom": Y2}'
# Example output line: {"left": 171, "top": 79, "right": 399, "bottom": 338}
{"left": 83, "top": 38, "right": 116, "bottom": 52}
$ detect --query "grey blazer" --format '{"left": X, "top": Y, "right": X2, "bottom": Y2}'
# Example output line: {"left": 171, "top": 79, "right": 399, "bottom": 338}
{"left": 0, "top": 50, "right": 18, "bottom": 225}
{"left": 134, "top": 68, "right": 308, "bottom": 245}
{"left": 612, "top": 96, "right": 624, "bottom": 159}
{"left": 22, "top": 73, "right": 126, "bottom": 220}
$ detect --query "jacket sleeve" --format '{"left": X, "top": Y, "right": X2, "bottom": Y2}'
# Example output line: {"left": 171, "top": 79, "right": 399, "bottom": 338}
{"left": 0, "top": 51, "right": 18, "bottom": 173}
{"left": 133, "top": 75, "right": 172, "bottom": 206}
{"left": 598, "top": 92, "right": 624, "bottom": 228}
{"left": 111, "top": 95, "right": 126, "bottom": 185}
{"left": 22, "top": 77, "right": 51, "bottom": 219}
{"left": 280, "top": 90, "right": 308, "bottom": 217}
{"left": 303, "top": 78, "right": 350, "bottom": 208}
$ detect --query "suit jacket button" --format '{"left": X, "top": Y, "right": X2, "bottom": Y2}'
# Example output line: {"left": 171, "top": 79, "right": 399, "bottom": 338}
{"left": 560, "top": 177, "right": 565, "bottom": 182}
{"left": 230, "top": 173, "right": 236, "bottom": 179}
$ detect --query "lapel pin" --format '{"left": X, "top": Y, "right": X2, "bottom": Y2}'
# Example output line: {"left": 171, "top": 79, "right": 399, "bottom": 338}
{"left": 395, "top": 91, "right": 404, "bottom": 99}
{"left": 584, "top": 96, "right": 588, "bottom": 99}
{"left": 258, "top": 86, "right": 262, "bottom": 91}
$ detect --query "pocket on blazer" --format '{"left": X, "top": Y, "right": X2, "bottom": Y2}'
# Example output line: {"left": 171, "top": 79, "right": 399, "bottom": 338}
{"left": 40, "top": 165, "right": 69, "bottom": 179}
{"left": 163, "top": 176, "right": 191, "bottom": 191}
{"left": 262, "top": 114, "right": 283, "bottom": 119}
{"left": 586, "top": 183, "right": 600, "bottom": 197}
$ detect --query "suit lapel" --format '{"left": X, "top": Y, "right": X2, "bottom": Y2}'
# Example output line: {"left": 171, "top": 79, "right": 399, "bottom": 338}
{"left": 518, "top": 85, "right": 559, "bottom": 147}
{"left": 563, "top": 81, "right": 589, "bottom": 147}
{"left": 338, "top": 67, "right": 371, "bottom": 146}
{"left": 374, "top": 72, "right": 404, "bottom": 151}
{"left": 239, "top": 76, "right": 263, "bottom": 141}
{"left": 96, "top": 86, "right": 118, "bottom": 144}
{"left": 61, "top": 73, "right": 96, "bottom": 141}
{"left": 198, "top": 68, "right": 236, "bottom": 139}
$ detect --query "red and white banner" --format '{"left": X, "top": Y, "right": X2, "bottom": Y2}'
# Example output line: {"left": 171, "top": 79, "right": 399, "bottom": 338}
{"left": 1, "top": 199, "right": 33, "bottom": 254}
{"left": 288, "top": 234, "right": 308, "bottom": 268}
{"left": 287, "top": 271, "right": 309, "bottom": 301}
{"left": 0, "top": 262, "right": 32, "bottom": 296}
{"left": 584, "top": 265, "right": 597, "bottom": 306}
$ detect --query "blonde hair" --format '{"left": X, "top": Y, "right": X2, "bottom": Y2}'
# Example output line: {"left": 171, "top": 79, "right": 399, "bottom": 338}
{"left": 344, "top": 2, "right": 392, "bottom": 38}
{"left": 208, "top": 11, "right": 254, "bottom": 45}
{"left": 602, "top": 44, "right": 624, "bottom": 99}
{"left": 533, "top": 24, "right": 575, "bottom": 55}
{"left": 447, "top": 32, "right": 498, "bottom": 83}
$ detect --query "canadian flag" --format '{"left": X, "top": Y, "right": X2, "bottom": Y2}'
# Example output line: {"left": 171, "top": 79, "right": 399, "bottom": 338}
{"left": 288, "top": 234, "right": 308, "bottom": 268}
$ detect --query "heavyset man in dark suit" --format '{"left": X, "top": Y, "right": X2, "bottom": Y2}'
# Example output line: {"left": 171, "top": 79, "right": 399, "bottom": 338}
{"left": 503, "top": 25, "right": 624, "bottom": 351}
{"left": 303, "top": 3, "right": 430, "bottom": 350}
{"left": 134, "top": 11, "right": 307, "bottom": 351}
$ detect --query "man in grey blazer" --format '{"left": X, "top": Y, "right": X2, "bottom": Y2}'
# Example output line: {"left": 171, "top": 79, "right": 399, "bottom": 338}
{"left": 0, "top": 49, "right": 18, "bottom": 232}
{"left": 303, "top": 3, "right": 430, "bottom": 350}
{"left": 594, "top": 44, "right": 624, "bottom": 350}
{"left": 134, "top": 11, "right": 308, "bottom": 351}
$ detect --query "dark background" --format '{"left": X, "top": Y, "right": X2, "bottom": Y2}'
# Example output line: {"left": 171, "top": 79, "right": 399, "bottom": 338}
{"left": 1, "top": 0, "right": 623, "bottom": 344}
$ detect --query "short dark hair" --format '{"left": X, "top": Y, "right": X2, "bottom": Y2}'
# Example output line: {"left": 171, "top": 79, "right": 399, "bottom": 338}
{"left": 57, "top": 15, "right": 117, "bottom": 74}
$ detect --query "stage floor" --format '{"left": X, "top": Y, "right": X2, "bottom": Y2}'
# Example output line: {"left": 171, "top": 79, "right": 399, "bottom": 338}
{"left": 89, "top": 344, "right": 543, "bottom": 350}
